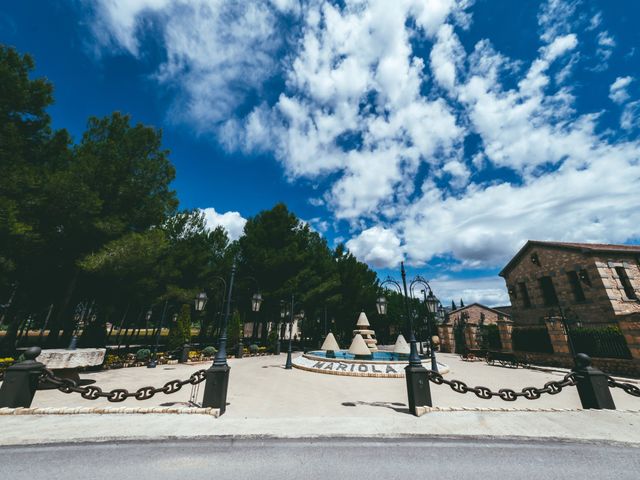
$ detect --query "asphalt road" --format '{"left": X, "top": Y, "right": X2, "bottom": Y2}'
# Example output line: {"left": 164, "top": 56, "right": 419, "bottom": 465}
{"left": 1, "top": 438, "right": 638, "bottom": 480}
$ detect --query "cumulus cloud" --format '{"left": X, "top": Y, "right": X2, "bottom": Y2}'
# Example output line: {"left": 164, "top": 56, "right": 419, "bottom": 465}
{"left": 89, "top": 0, "right": 640, "bottom": 283}
{"left": 346, "top": 226, "right": 404, "bottom": 269}
{"left": 430, "top": 275, "right": 510, "bottom": 307}
{"left": 201, "top": 207, "right": 247, "bottom": 241}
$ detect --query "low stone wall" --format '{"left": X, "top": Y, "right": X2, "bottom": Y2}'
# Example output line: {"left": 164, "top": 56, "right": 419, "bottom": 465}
{"left": 515, "top": 351, "right": 640, "bottom": 378}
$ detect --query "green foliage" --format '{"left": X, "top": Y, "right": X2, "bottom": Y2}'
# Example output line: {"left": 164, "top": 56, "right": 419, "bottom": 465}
{"left": 167, "top": 304, "right": 191, "bottom": 351}
{"left": 249, "top": 344, "right": 259, "bottom": 354}
{"left": 79, "top": 317, "right": 107, "bottom": 348}
{"left": 227, "top": 310, "right": 242, "bottom": 348}
{"left": 136, "top": 348, "right": 151, "bottom": 361}
{"left": 202, "top": 346, "right": 217, "bottom": 357}
{"left": 267, "top": 328, "right": 279, "bottom": 353}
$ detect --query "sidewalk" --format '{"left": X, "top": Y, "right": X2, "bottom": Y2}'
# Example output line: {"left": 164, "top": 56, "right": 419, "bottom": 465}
{"left": 1, "top": 353, "right": 639, "bottom": 445}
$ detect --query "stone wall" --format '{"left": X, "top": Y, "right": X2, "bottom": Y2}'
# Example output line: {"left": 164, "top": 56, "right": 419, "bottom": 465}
{"left": 502, "top": 244, "right": 640, "bottom": 327}
{"left": 514, "top": 351, "right": 640, "bottom": 378}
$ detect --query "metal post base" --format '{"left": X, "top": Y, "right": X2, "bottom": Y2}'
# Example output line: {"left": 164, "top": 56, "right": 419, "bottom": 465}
{"left": 202, "top": 364, "right": 231, "bottom": 415}
{"left": 285, "top": 350, "right": 292, "bottom": 369}
{"left": 572, "top": 353, "right": 616, "bottom": 410}
{"left": 0, "top": 347, "right": 44, "bottom": 408}
{"left": 405, "top": 363, "right": 432, "bottom": 415}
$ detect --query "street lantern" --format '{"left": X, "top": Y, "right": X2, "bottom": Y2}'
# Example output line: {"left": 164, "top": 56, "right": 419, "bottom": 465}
{"left": 251, "top": 293, "right": 263, "bottom": 312}
{"left": 145, "top": 310, "right": 152, "bottom": 322}
{"left": 376, "top": 296, "right": 388, "bottom": 315}
{"left": 195, "top": 291, "right": 208, "bottom": 312}
{"left": 425, "top": 289, "right": 439, "bottom": 314}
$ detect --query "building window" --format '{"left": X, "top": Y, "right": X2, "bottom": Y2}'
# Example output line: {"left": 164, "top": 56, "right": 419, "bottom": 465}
{"left": 518, "top": 282, "right": 532, "bottom": 308}
{"left": 615, "top": 266, "right": 637, "bottom": 300}
{"left": 539, "top": 276, "right": 559, "bottom": 306}
{"left": 567, "top": 271, "right": 586, "bottom": 302}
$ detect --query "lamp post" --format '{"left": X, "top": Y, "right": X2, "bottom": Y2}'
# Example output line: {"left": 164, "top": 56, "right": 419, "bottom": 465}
{"left": 421, "top": 288, "right": 440, "bottom": 373}
{"left": 148, "top": 302, "right": 169, "bottom": 368}
{"left": 549, "top": 305, "right": 581, "bottom": 361}
{"left": 284, "top": 295, "right": 302, "bottom": 370}
{"left": 196, "top": 260, "right": 262, "bottom": 414}
{"left": 377, "top": 262, "right": 435, "bottom": 414}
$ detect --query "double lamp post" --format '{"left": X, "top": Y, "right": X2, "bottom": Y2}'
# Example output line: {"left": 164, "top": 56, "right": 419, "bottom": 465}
{"left": 375, "top": 262, "right": 440, "bottom": 413}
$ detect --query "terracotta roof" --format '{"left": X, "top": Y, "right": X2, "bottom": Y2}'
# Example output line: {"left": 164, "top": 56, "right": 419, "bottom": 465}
{"left": 448, "top": 302, "right": 512, "bottom": 318}
{"left": 499, "top": 240, "right": 640, "bottom": 277}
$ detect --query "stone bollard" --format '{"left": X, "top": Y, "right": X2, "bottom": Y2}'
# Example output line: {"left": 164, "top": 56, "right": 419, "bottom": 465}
{"left": 0, "top": 346, "right": 45, "bottom": 408}
{"left": 405, "top": 364, "right": 432, "bottom": 415}
{"left": 179, "top": 343, "right": 190, "bottom": 363}
{"left": 572, "top": 353, "right": 616, "bottom": 410}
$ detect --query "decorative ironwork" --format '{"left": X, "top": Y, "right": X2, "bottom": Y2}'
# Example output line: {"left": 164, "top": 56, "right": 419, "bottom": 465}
{"left": 39, "top": 368, "right": 207, "bottom": 402}
{"left": 426, "top": 370, "right": 577, "bottom": 401}
{"left": 607, "top": 376, "right": 640, "bottom": 397}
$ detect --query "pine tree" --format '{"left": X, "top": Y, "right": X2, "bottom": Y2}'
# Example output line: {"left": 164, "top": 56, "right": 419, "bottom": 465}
{"left": 460, "top": 299, "right": 465, "bottom": 308}
{"left": 451, "top": 300, "right": 457, "bottom": 310}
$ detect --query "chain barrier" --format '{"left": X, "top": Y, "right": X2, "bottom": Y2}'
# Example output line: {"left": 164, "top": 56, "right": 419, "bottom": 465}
{"left": 607, "top": 376, "right": 640, "bottom": 397}
{"left": 426, "top": 370, "right": 577, "bottom": 401}
{"left": 39, "top": 368, "right": 207, "bottom": 403}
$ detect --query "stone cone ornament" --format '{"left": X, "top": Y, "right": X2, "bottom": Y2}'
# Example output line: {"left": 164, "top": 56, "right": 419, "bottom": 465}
{"left": 393, "top": 334, "right": 410, "bottom": 354}
{"left": 348, "top": 334, "right": 372, "bottom": 356}
{"left": 355, "top": 311, "right": 370, "bottom": 328}
{"left": 320, "top": 332, "right": 340, "bottom": 352}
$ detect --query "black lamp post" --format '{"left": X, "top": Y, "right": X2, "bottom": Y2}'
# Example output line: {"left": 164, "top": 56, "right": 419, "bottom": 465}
{"left": 548, "top": 305, "right": 581, "bottom": 361}
{"left": 421, "top": 288, "right": 440, "bottom": 373}
{"left": 197, "top": 260, "right": 262, "bottom": 414}
{"left": 148, "top": 302, "right": 169, "bottom": 368}
{"left": 284, "top": 295, "right": 302, "bottom": 370}
{"left": 377, "top": 262, "right": 435, "bottom": 414}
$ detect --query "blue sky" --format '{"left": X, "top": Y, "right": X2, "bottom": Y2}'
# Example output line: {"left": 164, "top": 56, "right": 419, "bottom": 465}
{"left": 2, "top": 0, "right": 639, "bottom": 306}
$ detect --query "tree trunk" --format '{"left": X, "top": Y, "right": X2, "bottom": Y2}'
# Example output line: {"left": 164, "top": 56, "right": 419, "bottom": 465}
{"left": 46, "top": 271, "right": 78, "bottom": 347}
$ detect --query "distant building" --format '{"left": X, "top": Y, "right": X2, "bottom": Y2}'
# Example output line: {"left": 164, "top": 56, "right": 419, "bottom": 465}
{"left": 447, "top": 303, "right": 511, "bottom": 326}
{"left": 499, "top": 240, "right": 640, "bottom": 326}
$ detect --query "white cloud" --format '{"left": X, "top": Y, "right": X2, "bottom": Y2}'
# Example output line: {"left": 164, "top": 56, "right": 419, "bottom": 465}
{"left": 201, "top": 207, "right": 247, "bottom": 241}
{"left": 430, "top": 275, "right": 510, "bottom": 307}
{"left": 609, "top": 76, "right": 633, "bottom": 104}
{"left": 90, "top": 0, "right": 640, "bottom": 280}
{"left": 346, "top": 226, "right": 404, "bottom": 268}
{"left": 90, "top": 0, "right": 294, "bottom": 129}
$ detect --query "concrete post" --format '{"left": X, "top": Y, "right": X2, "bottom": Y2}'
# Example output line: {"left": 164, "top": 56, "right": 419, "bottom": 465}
{"left": 618, "top": 314, "right": 640, "bottom": 360}
{"left": 544, "top": 316, "right": 570, "bottom": 354}
{"left": 497, "top": 319, "right": 514, "bottom": 352}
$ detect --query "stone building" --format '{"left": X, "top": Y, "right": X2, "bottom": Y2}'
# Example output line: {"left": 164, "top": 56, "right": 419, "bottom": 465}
{"left": 438, "top": 303, "right": 512, "bottom": 353}
{"left": 499, "top": 241, "right": 640, "bottom": 326}
{"left": 497, "top": 240, "right": 640, "bottom": 376}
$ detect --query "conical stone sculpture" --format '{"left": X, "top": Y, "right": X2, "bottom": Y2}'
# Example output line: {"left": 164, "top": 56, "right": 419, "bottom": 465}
{"left": 348, "top": 334, "right": 372, "bottom": 359}
{"left": 393, "top": 334, "right": 410, "bottom": 355}
{"left": 321, "top": 332, "right": 340, "bottom": 358}
{"left": 352, "top": 311, "right": 378, "bottom": 352}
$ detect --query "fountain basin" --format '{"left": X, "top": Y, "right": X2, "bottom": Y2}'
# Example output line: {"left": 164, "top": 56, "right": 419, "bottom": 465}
{"left": 292, "top": 350, "right": 449, "bottom": 378}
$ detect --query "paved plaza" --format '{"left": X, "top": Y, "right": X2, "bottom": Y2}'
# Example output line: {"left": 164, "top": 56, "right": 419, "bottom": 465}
{"left": 25, "top": 352, "right": 640, "bottom": 413}
{"left": 1, "top": 352, "right": 639, "bottom": 447}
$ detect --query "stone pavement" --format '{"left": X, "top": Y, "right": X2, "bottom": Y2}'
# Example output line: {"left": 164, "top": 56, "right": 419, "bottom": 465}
{"left": 1, "top": 352, "right": 639, "bottom": 445}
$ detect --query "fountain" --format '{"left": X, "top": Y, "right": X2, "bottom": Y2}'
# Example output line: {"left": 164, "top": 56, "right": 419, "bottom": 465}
{"left": 291, "top": 313, "right": 448, "bottom": 377}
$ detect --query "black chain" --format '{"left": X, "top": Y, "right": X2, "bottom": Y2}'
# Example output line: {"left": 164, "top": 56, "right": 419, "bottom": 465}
{"left": 607, "top": 376, "right": 640, "bottom": 397}
{"left": 427, "top": 370, "right": 577, "bottom": 401}
{"left": 40, "top": 368, "right": 207, "bottom": 403}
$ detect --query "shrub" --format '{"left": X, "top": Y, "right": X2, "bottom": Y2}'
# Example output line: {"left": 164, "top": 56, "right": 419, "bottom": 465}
{"left": 167, "top": 304, "right": 192, "bottom": 351}
{"left": 249, "top": 344, "right": 259, "bottom": 354}
{"left": 136, "top": 348, "right": 151, "bottom": 361}
{"left": 202, "top": 346, "right": 217, "bottom": 357}
{"left": 267, "top": 329, "right": 279, "bottom": 352}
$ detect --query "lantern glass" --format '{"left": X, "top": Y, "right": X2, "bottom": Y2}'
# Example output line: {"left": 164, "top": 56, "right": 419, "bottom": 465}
{"left": 426, "top": 289, "right": 439, "bottom": 314}
{"left": 376, "top": 296, "right": 387, "bottom": 315}
{"left": 145, "top": 310, "right": 152, "bottom": 322}
{"left": 251, "top": 292, "right": 263, "bottom": 312}
{"left": 195, "top": 291, "right": 208, "bottom": 312}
